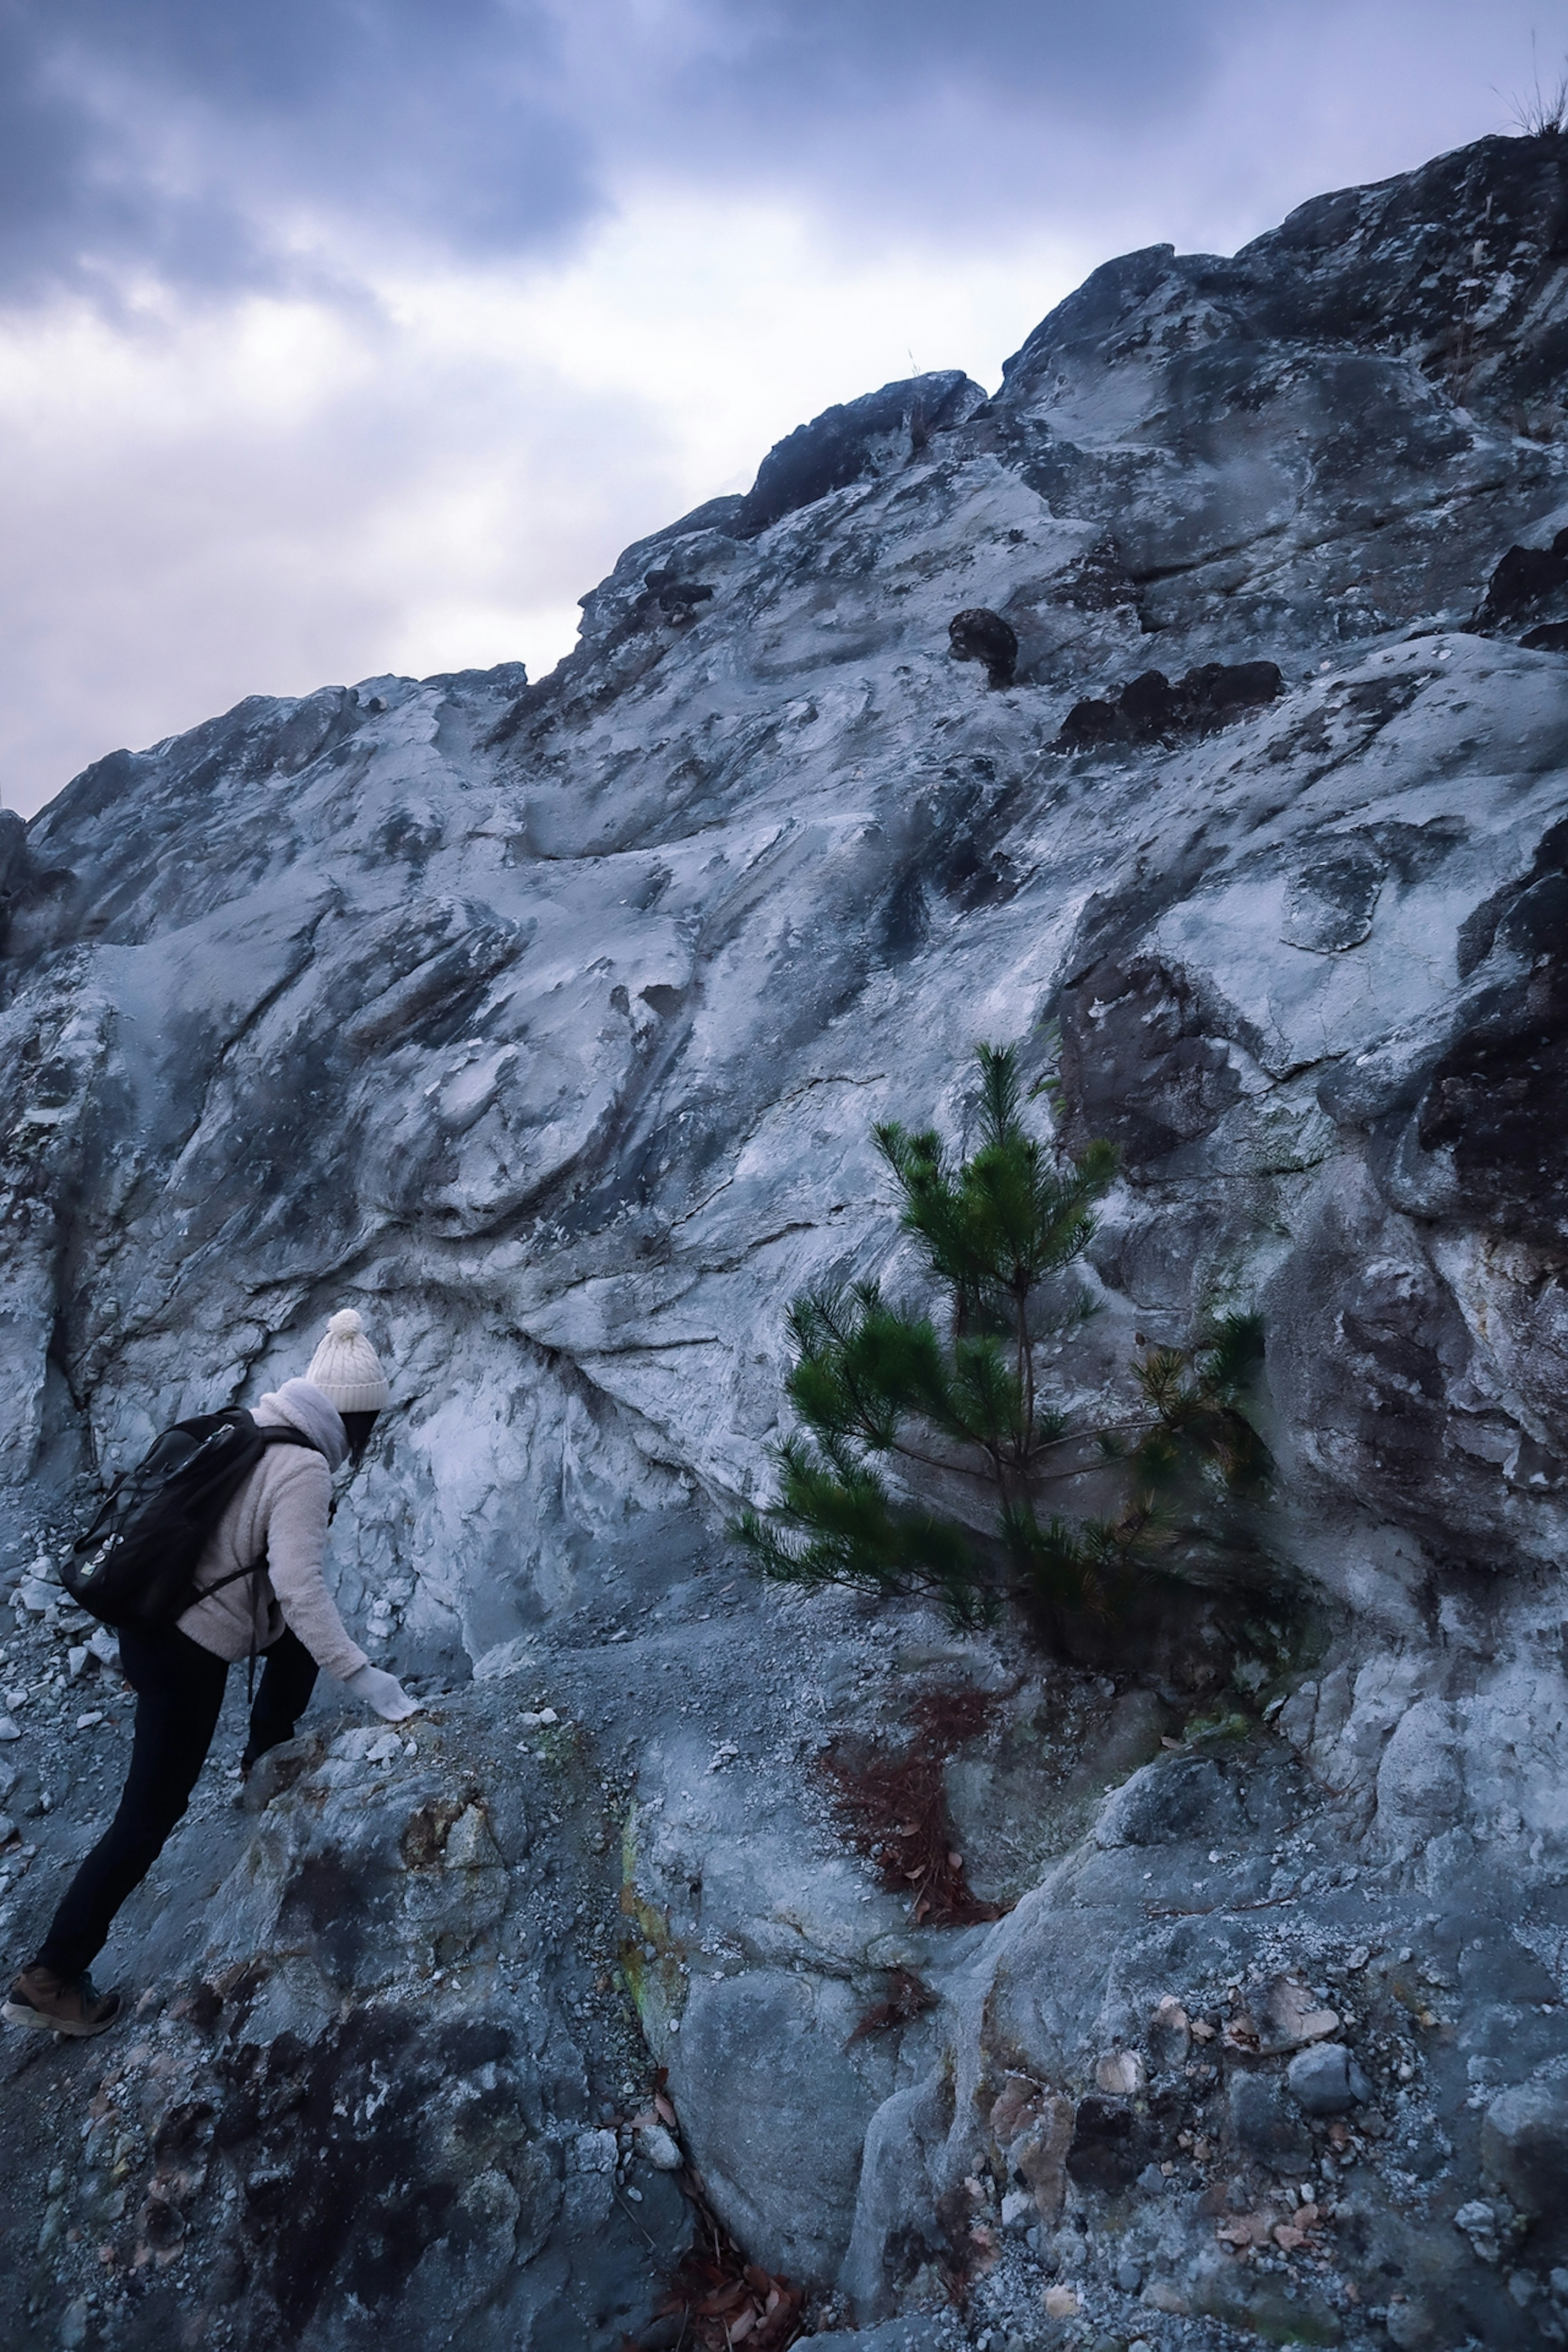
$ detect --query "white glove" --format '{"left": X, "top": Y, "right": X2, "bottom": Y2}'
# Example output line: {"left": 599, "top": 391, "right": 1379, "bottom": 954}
{"left": 345, "top": 1663, "right": 420, "bottom": 1722}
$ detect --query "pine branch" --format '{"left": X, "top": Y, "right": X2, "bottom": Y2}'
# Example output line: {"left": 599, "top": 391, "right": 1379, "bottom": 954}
{"left": 739, "top": 1045, "right": 1272, "bottom": 1631}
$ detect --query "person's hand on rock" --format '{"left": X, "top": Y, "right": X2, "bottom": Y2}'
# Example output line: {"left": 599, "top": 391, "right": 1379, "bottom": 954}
{"left": 345, "top": 1663, "right": 420, "bottom": 1721}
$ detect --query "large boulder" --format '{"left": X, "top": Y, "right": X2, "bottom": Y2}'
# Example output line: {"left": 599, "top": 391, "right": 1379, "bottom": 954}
{"left": 1482, "top": 2079, "right": 1568, "bottom": 2221}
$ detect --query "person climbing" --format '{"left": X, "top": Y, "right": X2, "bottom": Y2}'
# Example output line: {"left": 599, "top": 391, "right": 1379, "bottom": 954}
{"left": 2, "top": 1309, "right": 419, "bottom": 2039}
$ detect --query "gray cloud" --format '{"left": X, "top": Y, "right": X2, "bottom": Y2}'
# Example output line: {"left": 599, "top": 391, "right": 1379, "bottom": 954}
{"left": 655, "top": 0, "right": 1230, "bottom": 122}
{"left": 0, "top": 0, "right": 1560, "bottom": 821}
{"left": 7, "top": 0, "right": 1542, "bottom": 305}
{"left": 0, "top": 0, "right": 596, "bottom": 302}
{"left": 0, "top": 302, "right": 688, "bottom": 811}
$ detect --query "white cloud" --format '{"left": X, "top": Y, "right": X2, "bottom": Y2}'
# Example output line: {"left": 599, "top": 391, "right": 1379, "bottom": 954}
{"left": 0, "top": 200, "right": 1094, "bottom": 815}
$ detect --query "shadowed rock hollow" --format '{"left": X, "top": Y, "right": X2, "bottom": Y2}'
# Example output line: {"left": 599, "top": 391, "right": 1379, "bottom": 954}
{"left": 5, "top": 131, "right": 1568, "bottom": 2352}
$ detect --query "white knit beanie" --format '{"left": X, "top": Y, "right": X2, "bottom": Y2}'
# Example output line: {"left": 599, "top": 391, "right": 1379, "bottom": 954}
{"left": 305, "top": 1308, "right": 391, "bottom": 1414}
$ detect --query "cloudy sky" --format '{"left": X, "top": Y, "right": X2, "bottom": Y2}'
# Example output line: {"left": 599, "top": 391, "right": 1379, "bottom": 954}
{"left": 2, "top": 0, "right": 1563, "bottom": 815}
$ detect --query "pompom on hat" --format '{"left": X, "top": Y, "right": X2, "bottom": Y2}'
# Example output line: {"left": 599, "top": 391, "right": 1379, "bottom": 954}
{"left": 305, "top": 1308, "right": 391, "bottom": 1414}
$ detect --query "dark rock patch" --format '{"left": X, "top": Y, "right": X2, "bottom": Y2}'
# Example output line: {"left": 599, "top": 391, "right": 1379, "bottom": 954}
{"left": 0, "top": 809, "right": 74, "bottom": 958}
{"left": 209, "top": 2009, "right": 554, "bottom": 2334}
{"left": 1454, "top": 817, "right": 1568, "bottom": 977}
{"left": 641, "top": 570, "right": 715, "bottom": 620}
{"left": 732, "top": 371, "right": 983, "bottom": 538}
{"left": 947, "top": 607, "right": 1018, "bottom": 688}
{"left": 1065, "top": 2094, "right": 1156, "bottom": 2195}
{"left": 1417, "top": 828, "right": 1568, "bottom": 1244}
{"left": 1475, "top": 528, "right": 1568, "bottom": 625}
{"left": 1417, "top": 946, "right": 1568, "bottom": 1245}
{"left": 1287, "top": 2044, "right": 1370, "bottom": 2116}
{"left": 1281, "top": 842, "right": 1385, "bottom": 953}
{"left": 1227, "top": 2074, "right": 1313, "bottom": 2175}
{"left": 1058, "top": 694, "right": 1120, "bottom": 747}
{"left": 1057, "top": 661, "right": 1281, "bottom": 750}
{"left": 1055, "top": 955, "right": 1252, "bottom": 1169}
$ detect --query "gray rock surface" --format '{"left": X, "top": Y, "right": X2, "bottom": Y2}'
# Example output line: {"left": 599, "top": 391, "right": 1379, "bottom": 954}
{"left": 4, "top": 128, "right": 1568, "bottom": 2350}
{"left": 804, "top": 2323, "right": 958, "bottom": 2352}
{"left": 1483, "top": 2079, "right": 1568, "bottom": 2225}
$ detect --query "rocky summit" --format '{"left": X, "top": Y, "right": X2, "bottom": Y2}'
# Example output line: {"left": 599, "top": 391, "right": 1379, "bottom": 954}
{"left": 5, "top": 129, "right": 1568, "bottom": 2352}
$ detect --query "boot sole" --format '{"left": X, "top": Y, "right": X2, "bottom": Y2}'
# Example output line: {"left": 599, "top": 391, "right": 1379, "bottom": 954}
{"left": 2, "top": 1996, "right": 120, "bottom": 2037}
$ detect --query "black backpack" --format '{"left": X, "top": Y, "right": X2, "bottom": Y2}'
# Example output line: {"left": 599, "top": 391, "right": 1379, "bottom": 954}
{"left": 65, "top": 1410, "right": 321, "bottom": 1632}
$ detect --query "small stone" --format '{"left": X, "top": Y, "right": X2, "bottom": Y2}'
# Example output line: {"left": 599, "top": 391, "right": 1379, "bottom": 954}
{"left": 330, "top": 1726, "right": 387, "bottom": 1762}
{"left": 1258, "top": 1973, "right": 1339, "bottom": 2052}
{"left": 1454, "top": 2199, "right": 1501, "bottom": 2263}
{"left": 573, "top": 2128, "right": 617, "bottom": 2174}
{"left": 1116, "top": 2255, "right": 1144, "bottom": 2292}
{"left": 67, "top": 1646, "right": 89, "bottom": 1681}
{"left": 1044, "top": 2284, "right": 1080, "bottom": 2317}
{"left": 1288, "top": 2042, "right": 1370, "bottom": 2116}
{"left": 1096, "top": 2049, "right": 1147, "bottom": 2096}
{"left": 1000, "top": 2187, "right": 1033, "bottom": 2229}
{"left": 635, "top": 2122, "right": 682, "bottom": 2170}
{"left": 0, "top": 1719, "right": 19, "bottom": 1743}
{"left": 1147, "top": 1995, "right": 1190, "bottom": 2070}
{"left": 1508, "top": 2271, "right": 1537, "bottom": 2308}
{"left": 74, "top": 1711, "right": 104, "bottom": 1732}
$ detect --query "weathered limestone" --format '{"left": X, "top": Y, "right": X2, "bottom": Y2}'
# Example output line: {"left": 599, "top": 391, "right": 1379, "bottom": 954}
{"left": 4, "top": 130, "right": 1568, "bottom": 2350}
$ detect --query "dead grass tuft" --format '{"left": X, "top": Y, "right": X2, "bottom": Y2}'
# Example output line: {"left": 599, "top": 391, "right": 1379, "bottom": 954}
{"left": 818, "top": 1685, "right": 1004, "bottom": 1929}
{"left": 623, "top": 2071, "right": 804, "bottom": 2352}
{"left": 909, "top": 1685, "right": 997, "bottom": 1749}
{"left": 637, "top": 2192, "right": 804, "bottom": 2350}
{"left": 1503, "top": 44, "right": 1568, "bottom": 139}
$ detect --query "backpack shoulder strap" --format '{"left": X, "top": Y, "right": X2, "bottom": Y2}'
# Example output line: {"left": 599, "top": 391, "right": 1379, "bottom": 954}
{"left": 257, "top": 1425, "right": 326, "bottom": 1458}
{"left": 196, "top": 1427, "right": 325, "bottom": 1602}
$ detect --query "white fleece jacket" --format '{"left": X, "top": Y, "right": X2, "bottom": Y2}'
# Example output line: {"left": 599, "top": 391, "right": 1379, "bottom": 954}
{"left": 175, "top": 1382, "right": 370, "bottom": 1680}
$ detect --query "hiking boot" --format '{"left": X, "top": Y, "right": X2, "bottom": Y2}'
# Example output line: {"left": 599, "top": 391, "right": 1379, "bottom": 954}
{"left": 2, "top": 1964, "right": 122, "bottom": 2038}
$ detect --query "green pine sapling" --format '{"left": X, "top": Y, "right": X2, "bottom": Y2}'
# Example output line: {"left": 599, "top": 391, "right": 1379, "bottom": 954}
{"left": 736, "top": 1042, "right": 1270, "bottom": 1629}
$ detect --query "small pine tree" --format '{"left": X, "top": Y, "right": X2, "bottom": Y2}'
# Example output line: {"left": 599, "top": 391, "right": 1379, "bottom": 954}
{"left": 736, "top": 1043, "right": 1270, "bottom": 1628}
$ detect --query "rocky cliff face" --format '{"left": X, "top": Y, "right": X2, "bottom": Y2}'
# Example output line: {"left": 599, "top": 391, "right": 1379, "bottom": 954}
{"left": 5, "top": 130, "right": 1568, "bottom": 2352}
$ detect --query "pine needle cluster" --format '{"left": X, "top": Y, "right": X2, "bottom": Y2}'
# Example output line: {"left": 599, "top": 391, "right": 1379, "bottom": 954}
{"left": 735, "top": 1043, "right": 1270, "bottom": 1628}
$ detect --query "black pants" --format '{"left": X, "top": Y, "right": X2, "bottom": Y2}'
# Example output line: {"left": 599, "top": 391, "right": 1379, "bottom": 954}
{"left": 34, "top": 1623, "right": 319, "bottom": 1982}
